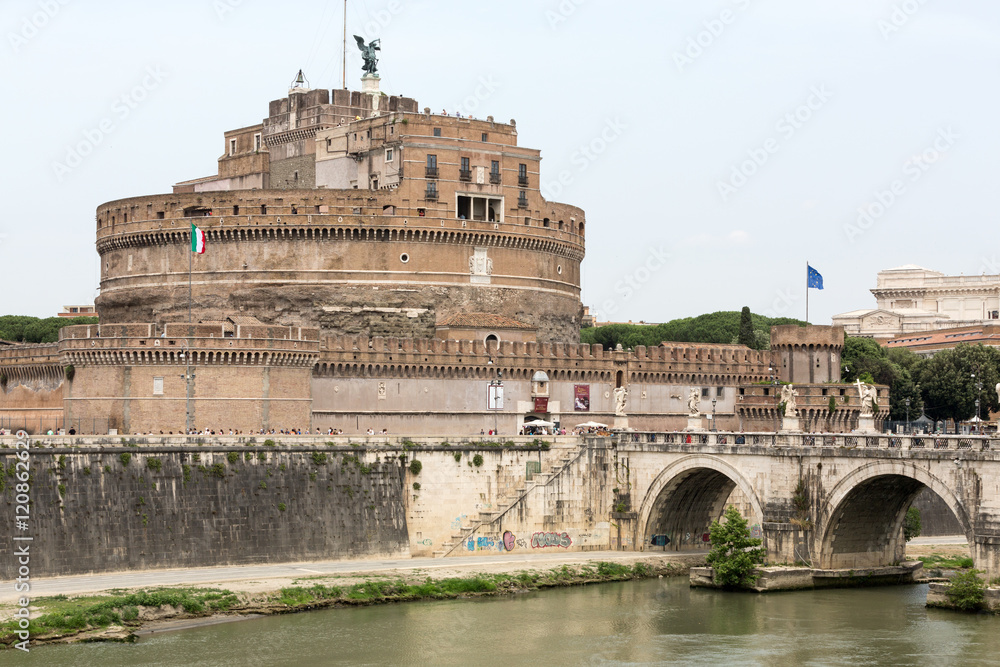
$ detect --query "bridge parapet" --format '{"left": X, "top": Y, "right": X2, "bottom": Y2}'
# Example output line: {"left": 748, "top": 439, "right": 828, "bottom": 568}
{"left": 614, "top": 431, "right": 996, "bottom": 453}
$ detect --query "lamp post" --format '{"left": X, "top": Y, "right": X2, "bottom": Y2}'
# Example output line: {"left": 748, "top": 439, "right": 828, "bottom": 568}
{"left": 972, "top": 372, "right": 983, "bottom": 433}
{"left": 905, "top": 397, "right": 910, "bottom": 434}
{"left": 711, "top": 397, "right": 717, "bottom": 432}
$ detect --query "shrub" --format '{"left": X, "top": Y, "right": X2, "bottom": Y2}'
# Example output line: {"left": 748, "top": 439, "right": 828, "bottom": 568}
{"left": 57, "top": 454, "right": 67, "bottom": 470}
{"left": 472, "top": 454, "right": 484, "bottom": 467}
{"left": 119, "top": 452, "right": 132, "bottom": 467}
{"left": 454, "top": 452, "right": 462, "bottom": 462}
{"left": 278, "top": 502, "right": 287, "bottom": 512}
{"left": 226, "top": 451, "right": 239, "bottom": 464}
{"left": 146, "top": 458, "right": 162, "bottom": 472}
{"left": 413, "top": 482, "right": 421, "bottom": 491}
{"left": 408, "top": 459, "right": 422, "bottom": 475}
{"left": 311, "top": 452, "right": 328, "bottom": 466}
{"left": 64, "top": 364, "right": 75, "bottom": 382}
{"left": 257, "top": 451, "right": 267, "bottom": 461}
{"left": 946, "top": 570, "right": 986, "bottom": 611}
{"left": 705, "top": 505, "right": 766, "bottom": 589}
{"left": 57, "top": 483, "right": 66, "bottom": 497}
{"left": 244, "top": 451, "right": 253, "bottom": 461}
{"left": 259, "top": 481, "right": 267, "bottom": 490}
{"left": 263, "top": 439, "right": 275, "bottom": 447}
{"left": 903, "top": 506, "right": 922, "bottom": 542}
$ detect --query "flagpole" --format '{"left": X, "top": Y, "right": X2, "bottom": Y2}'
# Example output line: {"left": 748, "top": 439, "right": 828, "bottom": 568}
{"left": 187, "top": 229, "right": 193, "bottom": 435}
{"left": 805, "top": 261, "right": 809, "bottom": 325}
{"left": 342, "top": 0, "right": 347, "bottom": 89}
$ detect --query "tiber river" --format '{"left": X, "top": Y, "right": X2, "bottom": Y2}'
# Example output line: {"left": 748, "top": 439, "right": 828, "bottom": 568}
{"left": 12, "top": 578, "right": 1000, "bottom": 666}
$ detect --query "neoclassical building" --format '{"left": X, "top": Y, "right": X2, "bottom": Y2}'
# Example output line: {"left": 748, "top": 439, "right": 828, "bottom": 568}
{"left": 834, "top": 265, "right": 1000, "bottom": 340}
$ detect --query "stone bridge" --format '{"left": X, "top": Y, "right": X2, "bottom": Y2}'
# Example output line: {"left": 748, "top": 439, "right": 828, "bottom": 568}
{"left": 609, "top": 431, "right": 1000, "bottom": 576}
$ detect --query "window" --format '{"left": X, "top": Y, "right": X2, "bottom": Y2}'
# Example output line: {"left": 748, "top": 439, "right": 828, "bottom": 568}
{"left": 229, "top": 138, "right": 236, "bottom": 155}
{"left": 233, "top": 205, "right": 239, "bottom": 215}
{"left": 425, "top": 182, "right": 438, "bottom": 199}
{"left": 518, "top": 191, "right": 528, "bottom": 208}
{"left": 433, "top": 127, "right": 441, "bottom": 137}
{"left": 253, "top": 133, "right": 261, "bottom": 151}
{"left": 385, "top": 148, "right": 393, "bottom": 162}
{"left": 427, "top": 155, "right": 437, "bottom": 168}
{"left": 490, "top": 160, "right": 501, "bottom": 184}
{"left": 261, "top": 205, "right": 267, "bottom": 214}
{"left": 518, "top": 163, "right": 528, "bottom": 186}
{"left": 701, "top": 388, "right": 710, "bottom": 397}
{"left": 717, "top": 387, "right": 725, "bottom": 397}
{"left": 426, "top": 154, "right": 438, "bottom": 178}
{"left": 481, "top": 133, "right": 488, "bottom": 141}
{"left": 153, "top": 377, "right": 164, "bottom": 396}
{"left": 460, "top": 157, "right": 471, "bottom": 181}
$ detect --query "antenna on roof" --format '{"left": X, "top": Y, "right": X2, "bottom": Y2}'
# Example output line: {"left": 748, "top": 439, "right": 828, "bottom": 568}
{"left": 342, "top": 0, "right": 348, "bottom": 89}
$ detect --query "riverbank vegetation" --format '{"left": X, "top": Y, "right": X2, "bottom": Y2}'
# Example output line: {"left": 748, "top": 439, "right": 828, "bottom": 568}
{"left": 0, "top": 560, "right": 686, "bottom": 648}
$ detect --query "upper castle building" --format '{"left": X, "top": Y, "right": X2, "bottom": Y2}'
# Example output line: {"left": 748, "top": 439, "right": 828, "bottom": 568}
{"left": 0, "top": 72, "right": 879, "bottom": 436}
{"left": 95, "top": 76, "right": 585, "bottom": 343}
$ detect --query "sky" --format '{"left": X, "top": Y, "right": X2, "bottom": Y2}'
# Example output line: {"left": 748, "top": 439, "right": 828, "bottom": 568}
{"left": 2, "top": 0, "right": 998, "bottom": 326}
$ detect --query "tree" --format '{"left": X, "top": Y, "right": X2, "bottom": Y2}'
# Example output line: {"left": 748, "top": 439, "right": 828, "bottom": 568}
{"left": 903, "top": 506, "right": 921, "bottom": 542}
{"left": 580, "top": 311, "right": 807, "bottom": 351}
{"left": 842, "top": 336, "right": 926, "bottom": 421}
{"left": 915, "top": 344, "right": 1000, "bottom": 431}
{"left": 0, "top": 315, "right": 98, "bottom": 343}
{"left": 705, "top": 505, "right": 767, "bottom": 588}
{"left": 737, "top": 306, "right": 754, "bottom": 348}
{"left": 945, "top": 569, "right": 986, "bottom": 611}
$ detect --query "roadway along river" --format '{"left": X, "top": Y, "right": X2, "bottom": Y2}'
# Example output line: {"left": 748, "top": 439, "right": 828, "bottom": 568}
{"left": 13, "top": 577, "right": 1000, "bottom": 666}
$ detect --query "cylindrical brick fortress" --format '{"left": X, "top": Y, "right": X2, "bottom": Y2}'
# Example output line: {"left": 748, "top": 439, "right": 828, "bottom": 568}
{"left": 95, "top": 190, "right": 585, "bottom": 342}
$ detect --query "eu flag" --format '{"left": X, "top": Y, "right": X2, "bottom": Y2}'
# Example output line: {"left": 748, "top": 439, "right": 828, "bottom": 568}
{"left": 807, "top": 265, "right": 824, "bottom": 290}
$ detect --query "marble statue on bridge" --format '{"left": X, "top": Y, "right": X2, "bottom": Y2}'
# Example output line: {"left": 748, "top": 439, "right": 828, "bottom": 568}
{"left": 614, "top": 386, "right": 629, "bottom": 417}
{"left": 856, "top": 380, "right": 878, "bottom": 417}
{"left": 781, "top": 384, "right": 798, "bottom": 417}
{"left": 687, "top": 388, "right": 701, "bottom": 417}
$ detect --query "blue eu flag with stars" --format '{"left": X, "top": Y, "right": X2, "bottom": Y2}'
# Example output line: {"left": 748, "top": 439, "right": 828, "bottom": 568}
{"left": 807, "top": 265, "right": 824, "bottom": 290}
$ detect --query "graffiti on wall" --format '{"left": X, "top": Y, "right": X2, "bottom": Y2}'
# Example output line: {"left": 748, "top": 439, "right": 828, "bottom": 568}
{"left": 466, "top": 531, "right": 521, "bottom": 553}
{"left": 530, "top": 531, "right": 572, "bottom": 549}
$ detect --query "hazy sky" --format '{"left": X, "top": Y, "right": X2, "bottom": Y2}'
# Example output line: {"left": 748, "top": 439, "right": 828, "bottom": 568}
{"left": 2, "top": 0, "right": 998, "bottom": 326}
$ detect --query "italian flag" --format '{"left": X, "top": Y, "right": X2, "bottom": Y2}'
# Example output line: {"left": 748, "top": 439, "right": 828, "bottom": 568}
{"left": 191, "top": 223, "right": 206, "bottom": 254}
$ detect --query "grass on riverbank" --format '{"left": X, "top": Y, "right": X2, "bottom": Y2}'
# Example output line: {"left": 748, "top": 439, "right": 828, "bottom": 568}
{"left": 275, "top": 561, "right": 665, "bottom": 607}
{"left": 918, "top": 555, "right": 975, "bottom": 570}
{"left": 0, "top": 561, "right": 680, "bottom": 648}
{"left": 0, "top": 588, "right": 239, "bottom": 647}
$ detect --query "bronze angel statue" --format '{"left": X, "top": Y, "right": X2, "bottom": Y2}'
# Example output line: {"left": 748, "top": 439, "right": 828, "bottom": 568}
{"left": 354, "top": 35, "right": 381, "bottom": 75}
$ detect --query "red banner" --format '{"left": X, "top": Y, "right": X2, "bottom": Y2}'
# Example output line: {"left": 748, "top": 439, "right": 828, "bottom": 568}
{"left": 574, "top": 385, "right": 590, "bottom": 412}
{"left": 533, "top": 397, "right": 549, "bottom": 413}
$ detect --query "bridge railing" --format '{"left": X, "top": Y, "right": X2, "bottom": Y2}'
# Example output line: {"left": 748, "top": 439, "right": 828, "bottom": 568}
{"left": 614, "top": 431, "right": 996, "bottom": 452}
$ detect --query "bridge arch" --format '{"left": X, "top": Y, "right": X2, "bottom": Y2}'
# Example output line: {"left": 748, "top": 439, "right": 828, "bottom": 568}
{"left": 637, "top": 455, "right": 764, "bottom": 552}
{"left": 817, "top": 461, "right": 973, "bottom": 570}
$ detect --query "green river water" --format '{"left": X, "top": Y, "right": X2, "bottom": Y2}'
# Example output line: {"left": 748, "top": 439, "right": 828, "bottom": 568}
{"left": 5, "top": 578, "right": 1000, "bottom": 666}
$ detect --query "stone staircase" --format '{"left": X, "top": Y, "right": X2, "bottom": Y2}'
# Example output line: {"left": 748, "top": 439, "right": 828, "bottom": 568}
{"left": 432, "top": 444, "right": 587, "bottom": 557}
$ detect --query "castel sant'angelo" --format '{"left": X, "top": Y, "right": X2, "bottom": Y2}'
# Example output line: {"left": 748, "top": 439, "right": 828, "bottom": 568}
{"left": 0, "top": 62, "right": 883, "bottom": 436}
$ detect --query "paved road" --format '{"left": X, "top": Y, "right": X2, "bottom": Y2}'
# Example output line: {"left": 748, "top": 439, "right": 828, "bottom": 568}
{"left": 908, "top": 535, "right": 968, "bottom": 546}
{"left": 0, "top": 550, "right": 703, "bottom": 603}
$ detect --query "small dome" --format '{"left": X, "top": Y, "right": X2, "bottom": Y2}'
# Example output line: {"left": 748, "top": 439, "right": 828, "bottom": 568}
{"left": 531, "top": 371, "right": 549, "bottom": 383}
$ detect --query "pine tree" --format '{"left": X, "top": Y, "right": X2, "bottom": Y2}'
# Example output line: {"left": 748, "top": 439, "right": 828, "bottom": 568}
{"left": 737, "top": 306, "right": 754, "bottom": 348}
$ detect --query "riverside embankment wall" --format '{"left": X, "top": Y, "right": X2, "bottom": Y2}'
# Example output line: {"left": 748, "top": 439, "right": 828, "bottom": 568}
{"left": 0, "top": 443, "right": 411, "bottom": 578}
